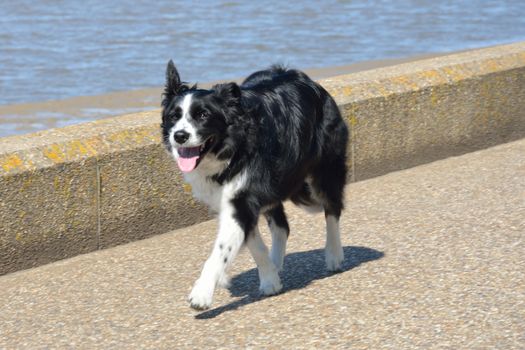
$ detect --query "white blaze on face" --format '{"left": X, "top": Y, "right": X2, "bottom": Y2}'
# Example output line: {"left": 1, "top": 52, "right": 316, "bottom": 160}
{"left": 180, "top": 93, "right": 193, "bottom": 124}
{"left": 170, "top": 93, "right": 200, "bottom": 146}
{"left": 169, "top": 93, "right": 205, "bottom": 173}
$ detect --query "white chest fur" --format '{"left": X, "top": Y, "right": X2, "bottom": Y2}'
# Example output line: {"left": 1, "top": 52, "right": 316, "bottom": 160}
{"left": 184, "top": 171, "right": 223, "bottom": 212}
{"left": 184, "top": 163, "right": 246, "bottom": 213}
{"left": 182, "top": 156, "right": 245, "bottom": 213}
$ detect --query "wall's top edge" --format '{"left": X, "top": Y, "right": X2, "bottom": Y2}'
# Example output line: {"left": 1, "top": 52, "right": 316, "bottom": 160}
{"left": 1, "top": 41, "right": 524, "bottom": 176}
{"left": 320, "top": 41, "right": 525, "bottom": 105}
{"left": 0, "top": 111, "right": 163, "bottom": 176}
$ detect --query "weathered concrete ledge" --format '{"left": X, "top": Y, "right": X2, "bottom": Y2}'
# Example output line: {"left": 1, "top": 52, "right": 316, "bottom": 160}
{"left": 1, "top": 42, "right": 524, "bottom": 275}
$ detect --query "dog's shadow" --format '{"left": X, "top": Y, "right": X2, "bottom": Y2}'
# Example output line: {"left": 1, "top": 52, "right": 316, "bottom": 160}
{"left": 195, "top": 246, "right": 384, "bottom": 319}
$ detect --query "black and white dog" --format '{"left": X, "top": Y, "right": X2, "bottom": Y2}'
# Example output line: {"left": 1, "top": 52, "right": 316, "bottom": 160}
{"left": 161, "top": 61, "right": 348, "bottom": 310}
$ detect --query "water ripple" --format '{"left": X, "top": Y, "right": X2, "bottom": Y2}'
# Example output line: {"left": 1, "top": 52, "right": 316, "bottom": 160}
{"left": 0, "top": 0, "right": 524, "bottom": 106}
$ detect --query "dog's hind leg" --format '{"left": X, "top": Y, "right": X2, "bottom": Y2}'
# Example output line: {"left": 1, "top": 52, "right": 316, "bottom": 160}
{"left": 312, "top": 157, "right": 347, "bottom": 272}
{"left": 264, "top": 203, "right": 289, "bottom": 272}
{"left": 322, "top": 182, "right": 346, "bottom": 272}
{"left": 324, "top": 212, "right": 344, "bottom": 272}
{"left": 246, "top": 226, "right": 283, "bottom": 296}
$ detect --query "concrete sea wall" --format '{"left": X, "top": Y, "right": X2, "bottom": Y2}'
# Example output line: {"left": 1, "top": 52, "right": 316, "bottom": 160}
{"left": 1, "top": 42, "right": 524, "bottom": 275}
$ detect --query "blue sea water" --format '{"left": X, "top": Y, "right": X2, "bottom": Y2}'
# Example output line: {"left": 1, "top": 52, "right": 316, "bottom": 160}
{"left": 0, "top": 0, "right": 524, "bottom": 105}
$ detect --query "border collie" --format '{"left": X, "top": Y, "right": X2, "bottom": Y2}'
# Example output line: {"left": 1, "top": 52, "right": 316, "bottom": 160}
{"left": 161, "top": 61, "right": 348, "bottom": 310}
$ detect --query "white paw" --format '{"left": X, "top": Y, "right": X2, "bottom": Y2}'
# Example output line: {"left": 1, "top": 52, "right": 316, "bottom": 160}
{"left": 325, "top": 247, "right": 344, "bottom": 272}
{"left": 259, "top": 269, "right": 283, "bottom": 296}
{"left": 188, "top": 279, "right": 214, "bottom": 310}
{"left": 217, "top": 273, "right": 231, "bottom": 289}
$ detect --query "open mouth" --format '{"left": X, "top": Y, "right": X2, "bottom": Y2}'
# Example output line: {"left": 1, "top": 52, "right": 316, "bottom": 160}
{"left": 176, "top": 137, "right": 214, "bottom": 173}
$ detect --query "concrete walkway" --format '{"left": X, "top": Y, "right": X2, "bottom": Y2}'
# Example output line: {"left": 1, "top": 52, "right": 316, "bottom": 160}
{"left": 1, "top": 139, "right": 524, "bottom": 349}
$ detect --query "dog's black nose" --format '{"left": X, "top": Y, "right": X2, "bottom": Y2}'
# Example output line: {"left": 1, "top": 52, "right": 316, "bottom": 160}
{"left": 174, "top": 130, "right": 190, "bottom": 144}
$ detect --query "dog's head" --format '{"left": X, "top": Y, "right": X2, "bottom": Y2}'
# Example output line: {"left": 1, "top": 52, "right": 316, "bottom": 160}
{"left": 161, "top": 60, "right": 245, "bottom": 173}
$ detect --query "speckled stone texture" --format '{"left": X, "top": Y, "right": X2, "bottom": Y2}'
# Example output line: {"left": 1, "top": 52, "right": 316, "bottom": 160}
{"left": 321, "top": 41, "right": 525, "bottom": 181}
{"left": 0, "top": 42, "right": 524, "bottom": 275}
{"left": 0, "top": 159, "right": 99, "bottom": 274}
{"left": 1, "top": 139, "right": 523, "bottom": 349}
{"left": 0, "top": 112, "right": 210, "bottom": 275}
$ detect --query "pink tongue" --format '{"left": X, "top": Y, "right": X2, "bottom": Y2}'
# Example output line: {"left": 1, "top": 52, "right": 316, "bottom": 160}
{"left": 177, "top": 156, "right": 199, "bottom": 172}
{"left": 177, "top": 146, "right": 201, "bottom": 172}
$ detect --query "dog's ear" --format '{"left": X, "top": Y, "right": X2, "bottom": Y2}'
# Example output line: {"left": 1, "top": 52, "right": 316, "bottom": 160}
{"left": 163, "top": 60, "right": 191, "bottom": 106}
{"left": 165, "top": 60, "right": 181, "bottom": 94}
{"left": 213, "top": 82, "right": 241, "bottom": 106}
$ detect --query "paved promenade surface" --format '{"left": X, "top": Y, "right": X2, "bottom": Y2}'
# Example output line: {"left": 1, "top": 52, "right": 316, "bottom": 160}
{"left": 1, "top": 139, "right": 524, "bottom": 349}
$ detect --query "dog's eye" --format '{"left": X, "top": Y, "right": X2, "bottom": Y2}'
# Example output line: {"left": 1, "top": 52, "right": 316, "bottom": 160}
{"left": 172, "top": 108, "right": 182, "bottom": 120}
{"left": 197, "top": 111, "right": 209, "bottom": 120}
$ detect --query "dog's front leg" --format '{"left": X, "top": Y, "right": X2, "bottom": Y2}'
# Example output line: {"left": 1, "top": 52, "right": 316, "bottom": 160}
{"left": 246, "top": 226, "right": 282, "bottom": 296}
{"left": 188, "top": 201, "right": 245, "bottom": 310}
